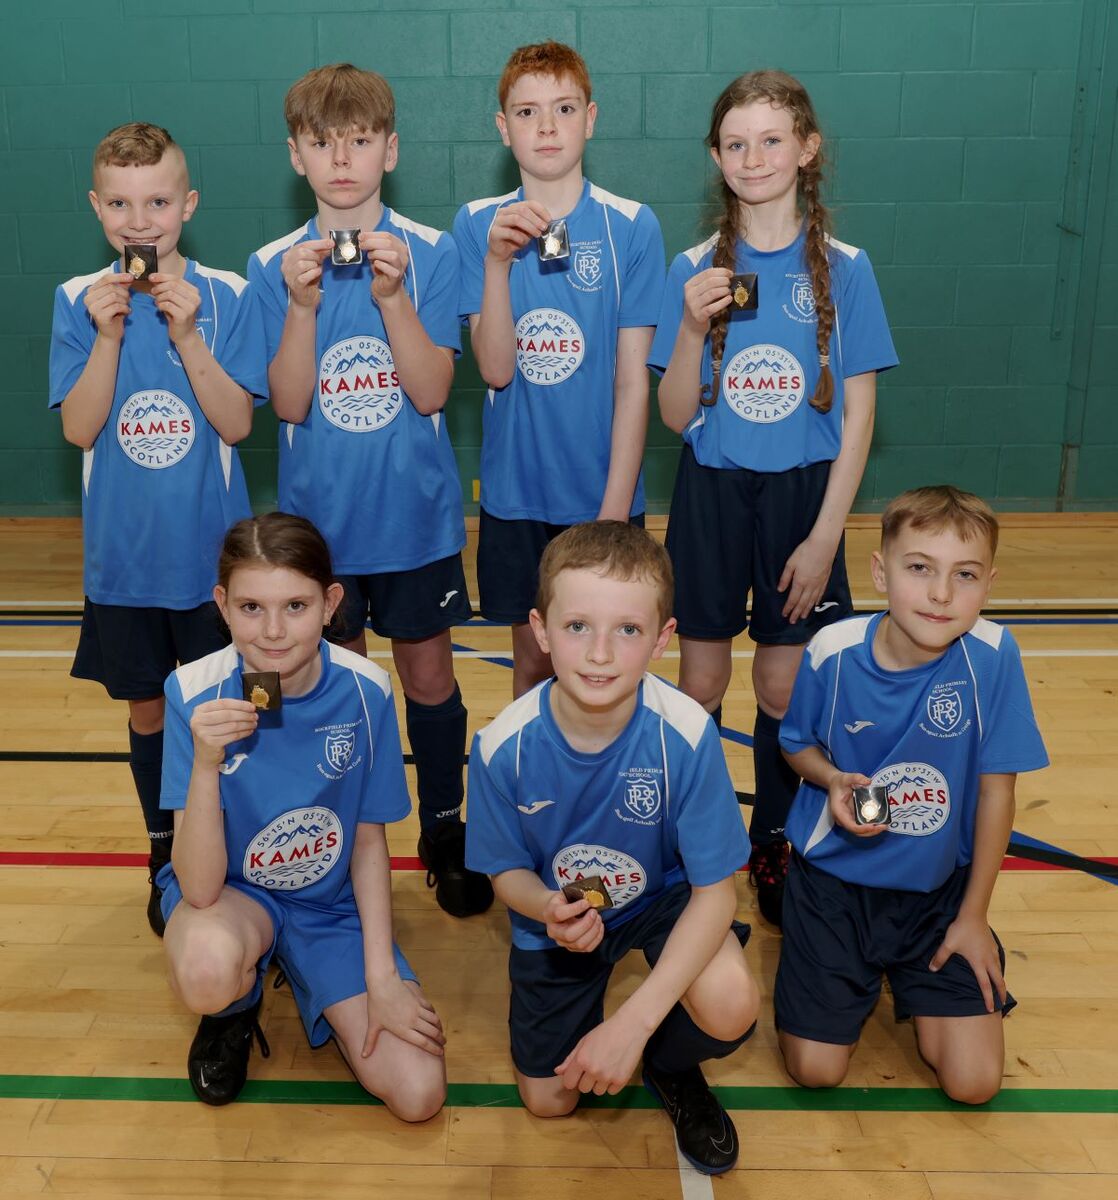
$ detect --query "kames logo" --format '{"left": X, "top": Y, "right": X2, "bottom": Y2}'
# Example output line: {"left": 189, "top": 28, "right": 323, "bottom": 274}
{"left": 872, "top": 762, "right": 951, "bottom": 837}
{"left": 319, "top": 337, "right": 402, "bottom": 432}
{"left": 723, "top": 344, "right": 805, "bottom": 424}
{"left": 117, "top": 390, "right": 195, "bottom": 469}
{"left": 243, "top": 806, "right": 343, "bottom": 890}
{"left": 552, "top": 843, "right": 646, "bottom": 908}
{"left": 515, "top": 308, "right": 584, "bottom": 385}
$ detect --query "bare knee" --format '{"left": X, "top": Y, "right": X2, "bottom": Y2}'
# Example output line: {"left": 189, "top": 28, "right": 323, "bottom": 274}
{"left": 691, "top": 977, "right": 760, "bottom": 1043}
{"left": 518, "top": 1075, "right": 578, "bottom": 1118}
{"left": 168, "top": 925, "right": 250, "bottom": 1014}
{"left": 780, "top": 1035, "right": 851, "bottom": 1090}
{"left": 381, "top": 1072, "right": 446, "bottom": 1123}
{"left": 938, "top": 1063, "right": 1003, "bottom": 1106}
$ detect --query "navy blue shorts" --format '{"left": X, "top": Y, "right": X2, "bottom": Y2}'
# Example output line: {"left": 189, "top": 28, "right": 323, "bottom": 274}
{"left": 664, "top": 446, "right": 852, "bottom": 644}
{"left": 775, "top": 852, "right": 1016, "bottom": 1046}
{"left": 477, "top": 509, "right": 645, "bottom": 625}
{"left": 508, "top": 883, "right": 750, "bottom": 1077}
{"left": 72, "top": 599, "right": 227, "bottom": 700}
{"left": 159, "top": 866, "right": 418, "bottom": 1048}
{"left": 333, "top": 553, "right": 472, "bottom": 642}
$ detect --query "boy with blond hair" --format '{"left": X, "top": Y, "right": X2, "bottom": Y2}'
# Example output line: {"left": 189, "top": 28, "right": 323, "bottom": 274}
{"left": 466, "top": 521, "right": 758, "bottom": 1175}
{"left": 49, "top": 122, "right": 266, "bottom": 936}
{"left": 249, "top": 64, "right": 491, "bottom": 918}
{"left": 453, "top": 42, "right": 666, "bottom": 698}
{"left": 776, "top": 486, "right": 1048, "bottom": 1103}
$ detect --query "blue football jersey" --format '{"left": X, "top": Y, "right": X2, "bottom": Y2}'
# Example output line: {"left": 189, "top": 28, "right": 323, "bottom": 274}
{"left": 648, "top": 229, "right": 898, "bottom": 471}
{"left": 780, "top": 613, "right": 1048, "bottom": 891}
{"left": 466, "top": 673, "right": 751, "bottom": 951}
{"left": 249, "top": 210, "right": 465, "bottom": 574}
{"left": 453, "top": 180, "right": 666, "bottom": 523}
{"left": 49, "top": 261, "right": 268, "bottom": 608}
{"left": 161, "top": 641, "right": 411, "bottom": 909}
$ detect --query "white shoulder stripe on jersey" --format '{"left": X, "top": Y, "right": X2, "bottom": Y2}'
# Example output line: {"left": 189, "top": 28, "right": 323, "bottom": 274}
{"left": 807, "top": 616, "right": 872, "bottom": 670}
{"left": 176, "top": 644, "right": 240, "bottom": 705}
{"left": 824, "top": 233, "right": 860, "bottom": 260}
{"left": 478, "top": 684, "right": 544, "bottom": 767}
{"left": 588, "top": 183, "right": 642, "bottom": 222}
{"left": 682, "top": 234, "right": 718, "bottom": 268}
{"left": 967, "top": 617, "right": 1004, "bottom": 650}
{"left": 195, "top": 263, "right": 249, "bottom": 296}
{"left": 640, "top": 674, "right": 708, "bottom": 751}
{"left": 959, "top": 636, "right": 984, "bottom": 741}
{"left": 389, "top": 210, "right": 443, "bottom": 247}
{"left": 253, "top": 222, "right": 312, "bottom": 268}
{"left": 61, "top": 264, "right": 115, "bottom": 304}
{"left": 466, "top": 189, "right": 519, "bottom": 216}
{"left": 327, "top": 642, "right": 392, "bottom": 698}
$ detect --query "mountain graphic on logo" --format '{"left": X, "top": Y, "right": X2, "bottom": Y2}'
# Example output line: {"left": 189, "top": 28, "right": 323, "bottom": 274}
{"left": 331, "top": 349, "right": 389, "bottom": 374}
{"left": 565, "top": 855, "right": 623, "bottom": 873}
{"left": 129, "top": 401, "right": 179, "bottom": 419}
{"left": 521, "top": 319, "right": 569, "bottom": 339}
{"left": 271, "top": 823, "right": 325, "bottom": 848}
{"left": 886, "top": 769, "right": 939, "bottom": 790}
{"left": 737, "top": 355, "right": 790, "bottom": 374}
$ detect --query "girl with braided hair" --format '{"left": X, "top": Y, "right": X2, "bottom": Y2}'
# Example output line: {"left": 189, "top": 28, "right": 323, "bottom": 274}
{"left": 648, "top": 71, "right": 897, "bottom": 928}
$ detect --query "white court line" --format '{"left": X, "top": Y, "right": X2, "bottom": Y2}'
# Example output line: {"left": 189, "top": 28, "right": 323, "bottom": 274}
{"left": 3, "top": 648, "right": 1118, "bottom": 662}
{"left": 676, "top": 1144, "right": 716, "bottom": 1200}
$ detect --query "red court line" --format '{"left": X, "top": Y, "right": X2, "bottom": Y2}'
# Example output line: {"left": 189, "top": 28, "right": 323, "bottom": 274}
{"left": 0, "top": 851, "right": 427, "bottom": 870}
{"left": 2, "top": 851, "right": 1115, "bottom": 872}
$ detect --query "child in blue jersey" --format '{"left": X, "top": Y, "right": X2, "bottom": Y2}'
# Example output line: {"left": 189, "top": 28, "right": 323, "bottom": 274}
{"left": 49, "top": 123, "right": 266, "bottom": 938}
{"left": 453, "top": 42, "right": 666, "bottom": 698}
{"left": 776, "top": 487, "right": 1048, "bottom": 1104}
{"left": 466, "top": 522, "right": 759, "bottom": 1176}
{"left": 649, "top": 72, "right": 898, "bottom": 929}
{"left": 248, "top": 64, "right": 491, "bottom": 919}
{"left": 158, "top": 512, "right": 446, "bottom": 1119}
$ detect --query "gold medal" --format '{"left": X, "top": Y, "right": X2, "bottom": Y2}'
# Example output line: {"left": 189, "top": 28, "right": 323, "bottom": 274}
{"left": 250, "top": 685, "right": 270, "bottom": 709}
{"left": 127, "top": 255, "right": 146, "bottom": 279}
{"left": 734, "top": 282, "right": 750, "bottom": 307}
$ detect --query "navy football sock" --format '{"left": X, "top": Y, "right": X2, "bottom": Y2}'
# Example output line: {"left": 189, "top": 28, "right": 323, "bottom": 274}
{"left": 748, "top": 708, "right": 799, "bottom": 845}
{"left": 129, "top": 724, "right": 173, "bottom": 846}
{"left": 645, "top": 1003, "right": 756, "bottom": 1075}
{"left": 405, "top": 684, "right": 466, "bottom": 832}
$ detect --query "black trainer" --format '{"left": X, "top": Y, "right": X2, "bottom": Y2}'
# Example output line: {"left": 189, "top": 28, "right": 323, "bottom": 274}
{"left": 187, "top": 995, "right": 270, "bottom": 1106}
{"left": 417, "top": 820, "right": 494, "bottom": 918}
{"left": 146, "top": 838, "right": 172, "bottom": 938}
{"left": 748, "top": 839, "right": 789, "bottom": 929}
{"left": 643, "top": 1063, "right": 739, "bottom": 1175}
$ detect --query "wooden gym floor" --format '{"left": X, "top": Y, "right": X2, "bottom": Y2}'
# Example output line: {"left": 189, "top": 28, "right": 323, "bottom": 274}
{"left": 0, "top": 515, "right": 1116, "bottom": 1199}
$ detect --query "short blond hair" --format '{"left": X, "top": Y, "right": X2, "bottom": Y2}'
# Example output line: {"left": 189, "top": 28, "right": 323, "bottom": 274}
{"left": 536, "top": 521, "right": 674, "bottom": 626}
{"left": 284, "top": 63, "right": 394, "bottom": 138}
{"left": 881, "top": 486, "right": 1000, "bottom": 559}
{"left": 92, "top": 122, "right": 183, "bottom": 180}
{"left": 498, "top": 41, "right": 592, "bottom": 109}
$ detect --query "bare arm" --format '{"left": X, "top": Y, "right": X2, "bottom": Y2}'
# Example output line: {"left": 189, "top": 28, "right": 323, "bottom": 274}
{"left": 469, "top": 202, "right": 550, "bottom": 390}
{"left": 171, "top": 699, "right": 258, "bottom": 908}
{"left": 59, "top": 275, "right": 133, "bottom": 449}
{"left": 352, "top": 820, "right": 446, "bottom": 1056}
{"left": 268, "top": 239, "right": 332, "bottom": 423}
{"left": 778, "top": 370, "right": 877, "bottom": 622}
{"left": 597, "top": 326, "right": 652, "bottom": 521}
{"left": 656, "top": 267, "right": 733, "bottom": 433}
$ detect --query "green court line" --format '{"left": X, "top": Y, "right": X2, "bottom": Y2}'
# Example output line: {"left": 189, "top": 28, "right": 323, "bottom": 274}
{"left": 2, "top": 1076, "right": 1115, "bottom": 1113}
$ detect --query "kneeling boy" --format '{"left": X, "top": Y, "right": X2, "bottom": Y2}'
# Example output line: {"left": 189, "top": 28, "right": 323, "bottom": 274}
{"left": 466, "top": 522, "right": 758, "bottom": 1175}
{"left": 776, "top": 486, "right": 1048, "bottom": 1104}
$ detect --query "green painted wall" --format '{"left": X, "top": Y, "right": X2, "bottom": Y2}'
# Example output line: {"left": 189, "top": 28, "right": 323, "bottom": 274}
{"left": 2, "top": 0, "right": 1114, "bottom": 514}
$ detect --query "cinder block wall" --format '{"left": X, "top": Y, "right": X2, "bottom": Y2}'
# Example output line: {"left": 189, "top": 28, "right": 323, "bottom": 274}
{"left": 2, "top": 0, "right": 1114, "bottom": 513}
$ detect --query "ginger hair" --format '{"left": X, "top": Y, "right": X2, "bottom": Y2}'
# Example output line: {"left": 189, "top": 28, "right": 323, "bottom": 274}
{"left": 704, "top": 70, "right": 834, "bottom": 413}
{"left": 498, "top": 41, "right": 592, "bottom": 109}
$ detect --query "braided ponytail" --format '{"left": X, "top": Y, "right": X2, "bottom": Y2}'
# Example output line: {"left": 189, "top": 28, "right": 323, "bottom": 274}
{"left": 705, "top": 70, "right": 835, "bottom": 413}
